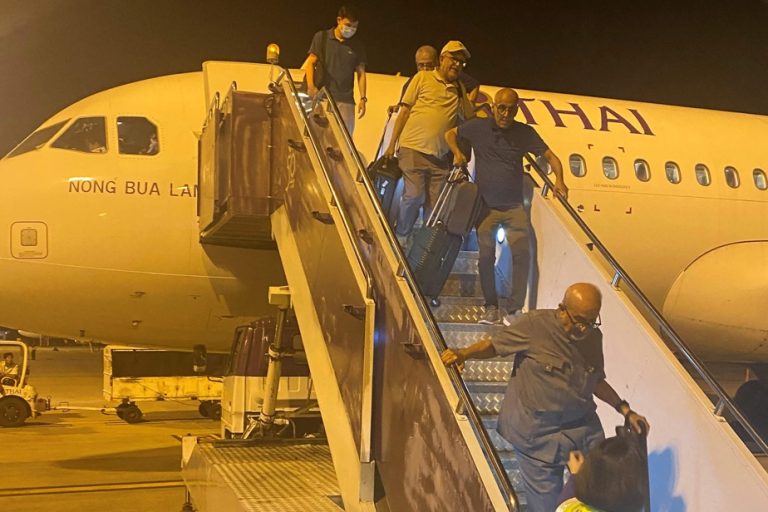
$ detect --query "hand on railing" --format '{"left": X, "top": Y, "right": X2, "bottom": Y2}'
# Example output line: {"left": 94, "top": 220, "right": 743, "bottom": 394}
{"left": 440, "top": 348, "right": 466, "bottom": 372}
{"left": 554, "top": 179, "right": 569, "bottom": 200}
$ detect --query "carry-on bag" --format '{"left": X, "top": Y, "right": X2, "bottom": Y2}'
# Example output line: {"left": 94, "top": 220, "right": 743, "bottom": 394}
{"left": 407, "top": 167, "right": 481, "bottom": 300}
{"left": 368, "top": 155, "right": 402, "bottom": 214}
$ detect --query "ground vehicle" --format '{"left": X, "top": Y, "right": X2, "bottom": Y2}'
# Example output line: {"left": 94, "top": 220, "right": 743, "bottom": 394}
{"left": 0, "top": 340, "right": 50, "bottom": 427}
{"left": 221, "top": 314, "right": 319, "bottom": 438}
{"left": 103, "top": 346, "right": 228, "bottom": 423}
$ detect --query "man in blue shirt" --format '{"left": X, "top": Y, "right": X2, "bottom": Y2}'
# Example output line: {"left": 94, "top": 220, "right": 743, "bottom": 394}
{"left": 441, "top": 282, "right": 650, "bottom": 512}
{"left": 446, "top": 88, "right": 568, "bottom": 324}
{"left": 304, "top": 5, "right": 368, "bottom": 133}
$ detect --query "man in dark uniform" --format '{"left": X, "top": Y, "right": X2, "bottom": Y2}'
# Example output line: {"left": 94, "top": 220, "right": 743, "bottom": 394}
{"left": 446, "top": 88, "right": 567, "bottom": 324}
{"left": 304, "top": 5, "right": 367, "bottom": 133}
{"left": 441, "top": 282, "right": 650, "bottom": 512}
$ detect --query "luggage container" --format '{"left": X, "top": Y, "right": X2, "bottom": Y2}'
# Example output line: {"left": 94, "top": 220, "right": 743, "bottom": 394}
{"left": 103, "top": 345, "right": 228, "bottom": 423}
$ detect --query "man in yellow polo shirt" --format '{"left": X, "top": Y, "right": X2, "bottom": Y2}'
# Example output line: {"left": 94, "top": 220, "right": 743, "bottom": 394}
{"left": 384, "top": 40, "right": 474, "bottom": 246}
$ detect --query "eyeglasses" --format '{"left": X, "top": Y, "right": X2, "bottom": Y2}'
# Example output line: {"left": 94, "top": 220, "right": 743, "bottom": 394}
{"left": 495, "top": 104, "right": 517, "bottom": 114}
{"left": 560, "top": 304, "right": 601, "bottom": 330}
{"left": 416, "top": 63, "right": 436, "bottom": 71}
{"left": 444, "top": 54, "right": 467, "bottom": 68}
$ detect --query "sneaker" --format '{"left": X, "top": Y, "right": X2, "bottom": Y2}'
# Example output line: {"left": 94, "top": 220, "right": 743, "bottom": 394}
{"left": 478, "top": 306, "right": 501, "bottom": 325}
{"left": 502, "top": 309, "right": 523, "bottom": 326}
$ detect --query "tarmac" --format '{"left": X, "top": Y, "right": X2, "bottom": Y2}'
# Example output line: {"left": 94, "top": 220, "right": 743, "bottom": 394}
{"left": 0, "top": 345, "right": 219, "bottom": 512}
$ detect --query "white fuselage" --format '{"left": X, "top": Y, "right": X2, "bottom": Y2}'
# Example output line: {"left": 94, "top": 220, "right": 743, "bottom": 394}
{"left": 0, "top": 62, "right": 765, "bottom": 360}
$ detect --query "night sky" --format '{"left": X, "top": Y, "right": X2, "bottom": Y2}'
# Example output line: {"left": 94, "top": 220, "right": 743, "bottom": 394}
{"left": 1, "top": 0, "right": 767, "bottom": 156}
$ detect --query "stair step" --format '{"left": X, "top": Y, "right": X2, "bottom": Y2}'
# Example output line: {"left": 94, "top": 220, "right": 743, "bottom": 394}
{"left": 432, "top": 302, "right": 486, "bottom": 323}
{"left": 452, "top": 253, "right": 479, "bottom": 274}
{"left": 466, "top": 381, "right": 508, "bottom": 394}
{"left": 468, "top": 391, "right": 505, "bottom": 415}
{"left": 463, "top": 361, "right": 514, "bottom": 383}
{"left": 438, "top": 322, "right": 504, "bottom": 349}
{"left": 441, "top": 273, "right": 483, "bottom": 298}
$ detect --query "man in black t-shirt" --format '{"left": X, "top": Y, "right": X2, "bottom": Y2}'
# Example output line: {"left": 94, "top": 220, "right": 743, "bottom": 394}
{"left": 304, "top": 5, "right": 368, "bottom": 133}
{"left": 446, "top": 88, "right": 568, "bottom": 324}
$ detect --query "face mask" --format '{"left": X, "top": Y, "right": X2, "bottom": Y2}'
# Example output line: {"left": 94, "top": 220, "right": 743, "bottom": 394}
{"left": 341, "top": 26, "right": 357, "bottom": 39}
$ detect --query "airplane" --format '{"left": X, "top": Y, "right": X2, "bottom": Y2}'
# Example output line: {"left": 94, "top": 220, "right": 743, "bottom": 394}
{"left": 0, "top": 61, "right": 765, "bottom": 375}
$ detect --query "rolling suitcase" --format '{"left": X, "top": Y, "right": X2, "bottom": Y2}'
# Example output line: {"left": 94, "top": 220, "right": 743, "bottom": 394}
{"left": 407, "top": 167, "right": 481, "bottom": 300}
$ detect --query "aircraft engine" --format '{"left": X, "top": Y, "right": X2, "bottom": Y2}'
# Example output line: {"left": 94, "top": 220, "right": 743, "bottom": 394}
{"left": 663, "top": 241, "right": 768, "bottom": 363}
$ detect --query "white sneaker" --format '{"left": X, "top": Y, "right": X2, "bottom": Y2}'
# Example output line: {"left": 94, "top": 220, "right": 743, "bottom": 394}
{"left": 478, "top": 306, "right": 501, "bottom": 325}
{"left": 502, "top": 309, "right": 523, "bottom": 326}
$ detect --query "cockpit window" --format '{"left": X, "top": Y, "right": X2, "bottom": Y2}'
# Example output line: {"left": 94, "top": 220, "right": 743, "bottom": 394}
{"left": 6, "top": 120, "right": 69, "bottom": 158}
{"left": 117, "top": 117, "right": 159, "bottom": 155}
{"left": 51, "top": 117, "right": 107, "bottom": 153}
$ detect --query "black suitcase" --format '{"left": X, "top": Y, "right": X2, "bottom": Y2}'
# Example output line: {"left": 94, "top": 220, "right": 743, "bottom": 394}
{"left": 407, "top": 224, "right": 463, "bottom": 298}
{"left": 368, "top": 155, "right": 402, "bottom": 215}
{"left": 406, "top": 167, "right": 480, "bottom": 299}
{"left": 441, "top": 176, "right": 482, "bottom": 236}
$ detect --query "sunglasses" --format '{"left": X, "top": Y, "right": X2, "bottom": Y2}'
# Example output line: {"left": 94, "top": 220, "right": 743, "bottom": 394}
{"left": 560, "top": 304, "right": 602, "bottom": 330}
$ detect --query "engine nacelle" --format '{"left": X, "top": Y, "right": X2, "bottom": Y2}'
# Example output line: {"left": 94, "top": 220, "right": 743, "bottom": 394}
{"left": 663, "top": 241, "right": 768, "bottom": 362}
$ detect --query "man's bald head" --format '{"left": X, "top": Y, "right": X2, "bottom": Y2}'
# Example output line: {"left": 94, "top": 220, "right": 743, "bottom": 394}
{"left": 415, "top": 45, "right": 438, "bottom": 71}
{"left": 563, "top": 283, "right": 602, "bottom": 319}
{"left": 559, "top": 283, "right": 602, "bottom": 340}
{"left": 494, "top": 88, "right": 519, "bottom": 105}
{"left": 493, "top": 88, "right": 520, "bottom": 128}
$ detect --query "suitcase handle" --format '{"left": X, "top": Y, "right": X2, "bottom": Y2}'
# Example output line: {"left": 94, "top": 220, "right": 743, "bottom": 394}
{"left": 447, "top": 165, "right": 471, "bottom": 183}
{"left": 426, "top": 166, "right": 472, "bottom": 227}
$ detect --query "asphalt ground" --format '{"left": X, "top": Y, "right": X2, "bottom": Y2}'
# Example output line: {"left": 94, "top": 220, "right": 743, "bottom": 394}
{"left": 0, "top": 346, "right": 219, "bottom": 512}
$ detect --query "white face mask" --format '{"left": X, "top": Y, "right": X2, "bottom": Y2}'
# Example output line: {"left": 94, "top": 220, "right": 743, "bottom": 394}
{"left": 340, "top": 25, "right": 357, "bottom": 39}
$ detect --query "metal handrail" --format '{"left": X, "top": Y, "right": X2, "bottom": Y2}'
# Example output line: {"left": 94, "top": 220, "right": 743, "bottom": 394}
{"left": 524, "top": 154, "right": 768, "bottom": 455}
{"left": 318, "top": 88, "right": 519, "bottom": 509}
{"left": 276, "top": 73, "right": 374, "bottom": 299}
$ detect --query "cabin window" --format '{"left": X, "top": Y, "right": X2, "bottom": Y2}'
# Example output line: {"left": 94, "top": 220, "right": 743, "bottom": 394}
{"left": 634, "top": 159, "right": 650, "bottom": 182}
{"left": 724, "top": 166, "right": 740, "bottom": 188}
{"left": 7, "top": 120, "right": 69, "bottom": 158}
{"left": 753, "top": 169, "right": 767, "bottom": 191}
{"left": 569, "top": 154, "right": 586, "bottom": 177}
{"left": 535, "top": 154, "right": 552, "bottom": 174}
{"left": 602, "top": 157, "right": 619, "bottom": 180}
{"left": 665, "top": 161, "right": 681, "bottom": 184}
{"left": 117, "top": 117, "right": 159, "bottom": 155}
{"left": 695, "top": 164, "right": 711, "bottom": 186}
{"left": 51, "top": 117, "right": 107, "bottom": 153}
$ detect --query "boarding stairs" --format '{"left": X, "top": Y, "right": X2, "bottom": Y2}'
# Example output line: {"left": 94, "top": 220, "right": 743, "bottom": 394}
{"left": 194, "top": 61, "right": 768, "bottom": 512}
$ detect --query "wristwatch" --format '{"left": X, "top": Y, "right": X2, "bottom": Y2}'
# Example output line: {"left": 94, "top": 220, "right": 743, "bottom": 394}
{"left": 615, "top": 399, "right": 630, "bottom": 416}
{"left": 360, "top": 96, "right": 368, "bottom": 101}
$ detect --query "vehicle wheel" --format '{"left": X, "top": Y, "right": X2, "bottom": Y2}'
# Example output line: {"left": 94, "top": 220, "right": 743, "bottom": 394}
{"left": 116, "top": 402, "right": 131, "bottom": 420}
{"left": 121, "top": 405, "right": 143, "bottom": 424}
{"left": 198, "top": 401, "right": 212, "bottom": 418}
{"left": 209, "top": 403, "right": 222, "bottom": 421}
{"left": 0, "top": 396, "right": 30, "bottom": 427}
